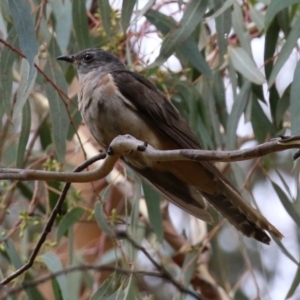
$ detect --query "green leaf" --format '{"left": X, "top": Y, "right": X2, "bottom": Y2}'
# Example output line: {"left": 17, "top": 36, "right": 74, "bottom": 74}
{"left": 226, "top": 81, "right": 251, "bottom": 149}
{"left": 121, "top": 0, "right": 136, "bottom": 32}
{"left": 124, "top": 274, "right": 136, "bottom": 300}
{"left": 91, "top": 275, "right": 119, "bottom": 300}
{"left": 268, "top": 16, "right": 300, "bottom": 87}
{"left": 40, "top": 252, "right": 68, "bottom": 300}
{"left": 208, "top": 0, "right": 234, "bottom": 20}
{"left": 13, "top": 57, "right": 37, "bottom": 118}
{"left": 251, "top": 96, "right": 276, "bottom": 143}
{"left": 146, "top": 10, "right": 212, "bottom": 77}
{"left": 182, "top": 248, "right": 199, "bottom": 287}
{"left": 0, "top": 27, "right": 18, "bottom": 115}
{"left": 44, "top": 61, "right": 69, "bottom": 162}
{"left": 214, "top": 0, "right": 232, "bottom": 65}
{"left": 50, "top": 0, "right": 72, "bottom": 53}
{"left": 249, "top": 4, "right": 264, "bottom": 32}
{"left": 265, "top": 0, "right": 300, "bottom": 29}
{"left": 286, "top": 267, "right": 300, "bottom": 299}
{"left": 8, "top": 0, "right": 38, "bottom": 84}
{"left": 57, "top": 207, "right": 85, "bottom": 242}
{"left": 228, "top": 46, "right": 265, "bottom": 85}
{"left": 150, "top": 0, "right": 208, "bottom": 67}
{"left": 72, "top": 0, "right": 90, "bottom": 48}
{"left": 16, "top": 100, "right": 31, "bottom": 168}
{"left": 142, "top": 182, "right": 163, "bottom": 242}
{"left": 95, "top": 201, "right": 113, "bottom": 236}
{"left": 290, "top": 60, "right": 300, "bottom": 135}
{"left": 276, "top": 84, "right": 290, "bottom": 128}
{"left": 0, "top": 227, "right": 23, "bottom": 269}
{"left": 272, "top": 236, "right": 299, "bottom": 265}
{"left": 98, "top": 0, "right": 112, "bottom": 35}
{"left": 232, "top": 2, "right": 251, "bottom": 55}
{"left": 271, "top": 180, "right": 300, "bottom": 226}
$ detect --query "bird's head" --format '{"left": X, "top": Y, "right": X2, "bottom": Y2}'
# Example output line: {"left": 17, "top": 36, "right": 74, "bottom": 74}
{"left": 57, "top": 48, "right": 125, "bottom": 75}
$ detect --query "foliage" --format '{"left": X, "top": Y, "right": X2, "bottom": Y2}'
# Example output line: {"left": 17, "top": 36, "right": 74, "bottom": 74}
{"left": 0, "top": 0, "right": 300, "bottom": 299}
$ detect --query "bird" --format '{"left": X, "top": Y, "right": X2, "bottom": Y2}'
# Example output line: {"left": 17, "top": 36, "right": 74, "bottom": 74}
{"left": 57, "top": 48, "right": 283, "bottom": 244}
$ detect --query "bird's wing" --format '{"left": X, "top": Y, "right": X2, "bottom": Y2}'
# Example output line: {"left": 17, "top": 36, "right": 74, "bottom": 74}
{"left": 111, "top": 70, "right": 201, "bottom": 150}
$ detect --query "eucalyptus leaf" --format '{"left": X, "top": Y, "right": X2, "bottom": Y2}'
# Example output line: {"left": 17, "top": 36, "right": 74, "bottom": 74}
{"left": 40, "top": 252, "right": 68, "bottom": 300}
{"left": 229, "top": 46, "right": 265, "bottom": 85}
{"left": 8, "top": 0, "right": 38, "bottom": 85}
{"left": 290, "top": 60, "right": 300, "bottom": 135}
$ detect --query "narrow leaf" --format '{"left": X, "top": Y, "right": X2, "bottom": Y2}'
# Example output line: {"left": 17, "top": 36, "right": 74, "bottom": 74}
{"left": 95, "top": 201, "right": 113, "bottom": 236}
{"left": 268, "top": 16, "right": 300, "bottom": 87}
{"left": 265, "top": 0, "right": 300, "bottom": 29}
{"left": 50, "top": 0, "right": 72, "bottom": 53}
{"left": 8, "top": 0, "right": 38, "bottom": 84}
{"left": 121, "top": 0, "right": 136, "bottom": 32}
{"left": 44, "top": 61, "right": 69, "bottom": 161}
{"left": 208, "top": 0, "right": 234, "bottom": 20}
{"left": 40, "top": 252, "right": 68, "bottom": 300}
{"left": 271, "top": 180, "right": 300, "bottom": 226}
{"left": 286, "top": 267, "right": 300, "bottom": 299}
{"left": 290, "top": 60, "right": 300, "bottom": 135}
{"left": 72, "top": 0, "right": 90, "bottom": 48}
{"left": 229, "top": 46, "right": 265, "bottom": 85}
{"left": 226, "top": 81, "right": 251, "bottom": 149}
{"left": 57, "top": 207, "right": 85, "bottom": 242}
{"left": 142, "top": 182, "right": 164, "bottom": 242}
{"left": 13, "top": 57, "right": 37, "bottom": 118}
{"left": 0, "top": 28, "right": 18, "bottom": 115}
{"left": 16, "top": 100, "right": 31, "bottom": 168}
{"left": 150, "top": 0, "right": 208, "bottom": 67}
{"left": 98, "top": 0, "right": 112, "bottom": 35}
{"left": 146, "top": 10, "right": 212, "bottom": 77}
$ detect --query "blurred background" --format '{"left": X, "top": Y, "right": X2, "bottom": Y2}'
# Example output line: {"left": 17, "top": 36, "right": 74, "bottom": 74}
{"left": 0, "top": 0, "right": 300, "bottom": 299}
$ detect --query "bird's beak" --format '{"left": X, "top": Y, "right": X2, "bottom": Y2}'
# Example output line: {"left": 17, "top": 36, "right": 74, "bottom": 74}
{"left": 56, "top": 54, "right": 75, "bottom": 63}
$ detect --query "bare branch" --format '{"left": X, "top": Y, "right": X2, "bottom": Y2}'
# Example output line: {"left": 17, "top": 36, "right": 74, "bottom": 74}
{"left": 0, "top": 135, "right": 299, "bottom": 183}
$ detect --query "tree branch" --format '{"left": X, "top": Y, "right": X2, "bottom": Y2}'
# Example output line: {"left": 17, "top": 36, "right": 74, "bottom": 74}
{"left": 0, "top": 134, "right": 299, "bottom": 183}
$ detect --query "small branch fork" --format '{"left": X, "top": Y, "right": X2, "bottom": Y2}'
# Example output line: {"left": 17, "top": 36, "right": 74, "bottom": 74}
{"left": 0, "top": 134, "right": 299, "bottom": 294}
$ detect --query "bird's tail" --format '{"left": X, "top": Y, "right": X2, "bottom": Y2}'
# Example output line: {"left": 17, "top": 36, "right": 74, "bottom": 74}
{"left": 203, "top": 178, "right": 283, "bottom": 244}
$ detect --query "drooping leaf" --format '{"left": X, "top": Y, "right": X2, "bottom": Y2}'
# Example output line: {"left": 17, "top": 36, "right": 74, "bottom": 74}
{"left": 40, "top": 252, "right": 68, "bottom": 300}
{"left": 213, "top": 0, "right": 232, "bottom": 65}
{"left": 50, "top": 0, "right": 72, "bottom": 53}
{"left": 0, "top": 27, "right": 18, "bottom": 115}
{"left": 290, "top": 60, "right": 300, "bottom": 135}
{"left": 271, "top": 180, "right": 300, "bottom": 226}
{"left": 8, "top": 0, "right": 38, "bottom": 85}
{"left": 72, "top": 0, "right": 90, "bottom": 48}
{"left": 146, "top": 10, "right": 212, "bottom": 77}
{"left": 142, "top": 182, "right": 163, "bottom": 242}
{"left": 57, "top": 207, "right": 85, "bottom": 242}
{"left": 95, "top": 201, "right": 113, "bottom": 236}
{"left": 121, "top": 0, "right": 136, "bottom": 32}
{"left": 44, "top": 61, "right": 69, "bottom": 161}
{"left": 16, "top": 100, "right": 31, "bottom": 168}
{"left": 286, "top": 266, "right": 300, "bottom": 299}
{"left": 13, "top": 57, "right": 37, "bottom": 118}
{"left": 150, "top": 0, "right": 208, "bottom": 67}
{"left": 265, "top": 0, "right": 300, "bottom": 29}
{"left": 268, "top": 16, "right": 300, "bottom": 87}
{"left": 98, "top": 0, "right": 112, "bottom": 35}
{"left": 226, "top": 81, "right": 251, "bottom": 149}
{"left": 229, "top": 46, "right": 265, "bottom": 85}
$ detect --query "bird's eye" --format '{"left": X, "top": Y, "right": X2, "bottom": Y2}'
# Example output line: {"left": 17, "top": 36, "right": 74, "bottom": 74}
{"left": 83, "top": 53, "right": 93, "bottom": 62}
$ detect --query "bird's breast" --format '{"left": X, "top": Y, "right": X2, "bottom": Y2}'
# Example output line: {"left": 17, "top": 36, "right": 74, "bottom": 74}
{"left": 78, "top": 72, "right": 175, "bottom": 168}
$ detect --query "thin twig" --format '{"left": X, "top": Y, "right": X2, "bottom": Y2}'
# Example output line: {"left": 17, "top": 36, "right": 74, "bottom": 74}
{"left": 0, "top": 265, "right": 197, "bottom": 300}
{"left": 115, "top": 231, "right": 203, "bottom": 300}
{"left": 0, "top": 153, "right": 106, "bottom": 286}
